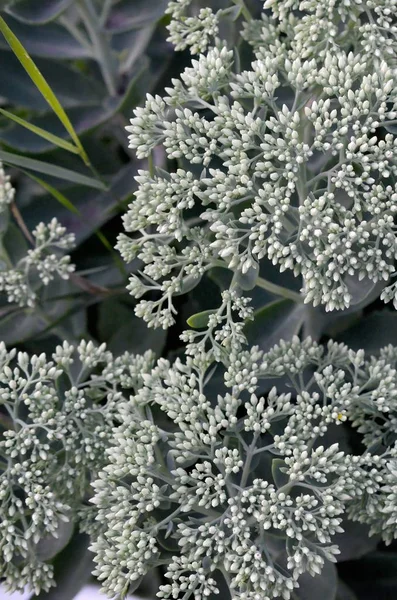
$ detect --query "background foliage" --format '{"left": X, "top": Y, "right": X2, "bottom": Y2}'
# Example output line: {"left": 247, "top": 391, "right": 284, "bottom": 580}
{"left": 0, "top": 1, "right": 396, "bottom": 599}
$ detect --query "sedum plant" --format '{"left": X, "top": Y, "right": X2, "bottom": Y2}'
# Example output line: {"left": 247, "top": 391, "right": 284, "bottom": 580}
{"left": 2, "top": 1, "right": 397, "bottom": 600}
{"left": 119, "top": 0, "right": 397, "bottom": 343}
{"left": 0, "top": 338, "right": 155, "bottom": 594}
{"left": 89, "top": 337, "right": 397, "bottom": 599}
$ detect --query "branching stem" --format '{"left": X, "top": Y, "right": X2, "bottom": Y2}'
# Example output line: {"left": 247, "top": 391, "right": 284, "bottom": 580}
{"left": 78, "top": 0, "right": 117, "bottom": 96}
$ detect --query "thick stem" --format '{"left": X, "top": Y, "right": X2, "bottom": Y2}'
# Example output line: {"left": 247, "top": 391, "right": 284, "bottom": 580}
{"left": 256, "top": 276, "right": 303, "bottom": 303}
{"left": 100, "top": 0, "right": 113, "bottom": 26}
{"left": 78, "top": 0, "right": 117, "bottom": 96}
{"left": 240, "top": 432, "right": 260, "bottom": 488}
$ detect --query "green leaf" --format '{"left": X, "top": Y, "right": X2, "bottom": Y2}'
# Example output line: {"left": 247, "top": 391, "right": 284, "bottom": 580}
{"left": 235, "top": 261, "right": 259, "bottom": 291}
{"left": 105, "top": 0, "right": 168, "bottom": 32}
{"left": 187, "top": 309, "right": 217, "bottom": 329}
{"left": 20, "top": 171, "right": 79, "bottom": 213}
{"left": 0, "top": 104, "right": 115, "bottom": 154}
{"left": 0, "top": 150, "right": 106, "bottom": 189}
{"left": 344, "top": 272, "right": 377, "bottom": 306}
{"left": 35, "top": 519, "right": 74, "bottom": 561}
{"left": 333, "top": 519, "right": 379, "bottom": 562}
{"left": 6, "top": 0, "right": 73, "bottom": 24}
{"left": 336, "top": 581, "right": 358, "bottom": 600}
{"left": 0, "top": 308, "right": 40, "bottom": 344}
{"left": 0, "top": 16, "right": 90, "bottom": 164}
{"left": 35, "top": 532, "right": 93, "bottom": 600}
{"left": 245, "top": 298, "right": 305, "bottom": 352}
{"left": 0, "top": 17, "right": 91, "bottom": 58}
{"left": 98, "top": 297, "right": 167, "bottom": 356}
{"left": 271, "top": 458, "right": 289, "bottom": 489}
{"left": 21, "top": 172, "right": 121, "bottom": 266}
{"left": 0, "top": 14, "right": 88, "bottom": 58}
{"left": 0, "top": 107, "right": 80, "bottom": 154}
{"left": 22, "top": 162, "right": 136, "bottom": 245}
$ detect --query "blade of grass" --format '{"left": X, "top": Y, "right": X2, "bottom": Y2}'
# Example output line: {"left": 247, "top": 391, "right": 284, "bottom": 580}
{"left": 0, "top": 150, "right": 106, "bottom": 189}
{"left": 0, "top": 108, "right": 80, "bottom": 155}
{"left": 22, "top": 171, "right": 126, "bottom": 276}
{"left": 0, "top": 16, "right": 90, "bottom": 165}
{"left": 23, "top": 171, "right": 80, "bottom": 214}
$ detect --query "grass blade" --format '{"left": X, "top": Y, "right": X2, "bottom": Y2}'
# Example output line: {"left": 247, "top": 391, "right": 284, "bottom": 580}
{"left": 0, "top": 149, "right": 106, "bottom": 189}
{"left": 0, "top": 16, "right": 90, "bottom": 165}
{"left": 21, "top": 171, "right": 80, "bottom": 214}
{"left": 0, "top": 108, "right": 80, "bottom": 155}
{"left": 21, "top": 171, "right": 126, "bottom": 275}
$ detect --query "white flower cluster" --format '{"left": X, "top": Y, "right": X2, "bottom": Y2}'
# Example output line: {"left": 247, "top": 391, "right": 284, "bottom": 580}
{"left": 166, "top": 0, "right": 221, "bottom": 54}
{"left": 0, "top": 217, "right": 76, "bottom": 307}
{"left": 0, "top": 340, "right": 155, "bottom": 595}
{"left": 167, "top": 0, "right": 397, "bottom": 65}
{"left": 122, "top": 2, "right": 397, "bottom": 332}
{"left": 89, "top": 337, "right": 397, "bottom": 599}
{"left": 0, "top": 162, "right": 15, "bottom": 212}
{"left": 261, "top": 0, "right": 397, "bottom": 66}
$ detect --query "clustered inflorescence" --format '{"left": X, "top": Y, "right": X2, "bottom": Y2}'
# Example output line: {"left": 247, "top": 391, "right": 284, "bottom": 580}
{"left": 118, "top": 0, "right": 397, "bottom": 339}
{"left": 89, "top": 337, "right": 397, "bottom": 599}
{"left": 0, "top": 163, "right": 76, "bottom": 308}
{"left": 0, "top": 340, "right": 155, "bottom": 594}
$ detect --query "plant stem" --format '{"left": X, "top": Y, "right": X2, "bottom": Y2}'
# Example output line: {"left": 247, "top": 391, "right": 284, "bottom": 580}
{"left": 100, "top": 0, "right": 113, "bottom": 26}
{"left": 240, "top": 431, "right": 259, "bottom": 488}
{"left": 232, "top": 0, "right": 252, "bottom": 21}
{"left": 256, "top": 276, "right": 303, "bottom": 303}
{"left": 10, "top": 202, "right": 34, "bottom": 244}
{"left": 148, "top": 152, "right": 155, "bottom": 177}
{"left": 78, "top": 0, "right": 117, "bottom": 96}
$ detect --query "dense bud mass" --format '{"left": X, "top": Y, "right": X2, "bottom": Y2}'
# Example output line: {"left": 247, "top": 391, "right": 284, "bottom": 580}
{"left": 120, "top": 0, "right": 397, "bottom": 340}
{"left": 0, "top": 341, "right": 155, "bottom": 594}
{"left": 90, "top": 337, "right": 397, "bottom": 599}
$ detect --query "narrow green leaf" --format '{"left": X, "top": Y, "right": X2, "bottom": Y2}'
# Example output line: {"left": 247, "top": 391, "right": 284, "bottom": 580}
{"left": 0, "top": 150, "right": 106, "bottom": 189}
{"left": 271, "top": 458, "right": 289, "bottom": 489}
{"left": 187, "top": 309, "right": 216, "bottom": 329}
{"left": 20, "top": 171, "right": 80, "bottom": 214}
{"left": 0, "top": 16, "right": 90, "bottom": 165}
{"left": 0, "top": 107, "right": 80, "bottom": 154}
{"left": 21, "top": 171, "right": 124, "bottom": 273}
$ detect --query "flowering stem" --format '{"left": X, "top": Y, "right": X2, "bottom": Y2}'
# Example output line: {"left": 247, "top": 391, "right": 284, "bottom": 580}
{"left": 150, "top": 506, "right": 182, "bottom": 533}
{"left": 256, "top": 276, "right": 303, "bottom": 303}
{"left": 240, "top": 431, "right": 260, "bottom": 488}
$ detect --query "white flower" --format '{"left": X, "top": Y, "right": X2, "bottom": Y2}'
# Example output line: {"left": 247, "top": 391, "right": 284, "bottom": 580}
{"left": 89, "top": 337, "right": 397, "bottom": 599}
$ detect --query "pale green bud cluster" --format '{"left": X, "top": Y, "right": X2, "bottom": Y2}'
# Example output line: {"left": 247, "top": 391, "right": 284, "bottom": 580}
{"left": 89, "top": 337, "right": 397, "bottom": 599}
{"left": 0, "top": 340, "right": 155, "bottom": 595}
